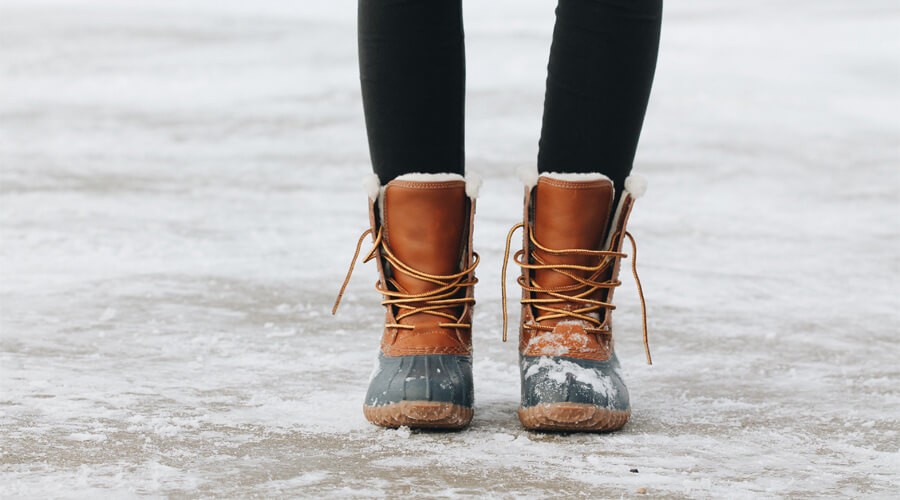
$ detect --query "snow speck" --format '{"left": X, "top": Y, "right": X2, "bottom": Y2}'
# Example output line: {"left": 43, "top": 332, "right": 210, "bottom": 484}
{"left": 66, "top": 433, "right": 108, "bottom": 443}
{"left": 97, "top": 307, "right": 117, "bottom": 322}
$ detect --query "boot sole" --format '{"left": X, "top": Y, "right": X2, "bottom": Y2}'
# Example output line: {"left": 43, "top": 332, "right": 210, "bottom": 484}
{"left": 364, "top": 401, "right": 473, "bottom": 429}
{"left": 518, "top": 403, "right": 630, "bottom": 432}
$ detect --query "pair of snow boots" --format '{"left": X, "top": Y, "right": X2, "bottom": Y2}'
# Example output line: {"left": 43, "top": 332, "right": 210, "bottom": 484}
{"left": 333, "top": 171, "right": 651, "bottom": 431}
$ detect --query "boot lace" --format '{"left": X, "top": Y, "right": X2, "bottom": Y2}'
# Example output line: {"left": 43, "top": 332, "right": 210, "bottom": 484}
{"left": 332, "top": 227, "right": 479, "bottom": 329}
{"left": 500, "top": 223, "right": 652, "bottom": 364}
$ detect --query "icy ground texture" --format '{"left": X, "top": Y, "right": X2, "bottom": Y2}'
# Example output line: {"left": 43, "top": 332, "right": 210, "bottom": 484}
{"left": 1, "top": 0, "right": 898, "bottom": 497}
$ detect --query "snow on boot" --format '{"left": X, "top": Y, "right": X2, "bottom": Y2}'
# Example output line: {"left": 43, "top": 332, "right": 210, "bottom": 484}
{"left": 334, "top": 173, "right": 480, "bottom": 429}
{"left": 501, "top": 172, "right": 652, "bottom": 432}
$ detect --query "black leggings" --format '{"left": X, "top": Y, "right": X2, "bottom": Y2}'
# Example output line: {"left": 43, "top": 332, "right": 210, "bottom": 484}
{"left": 359, "top": 0, "right": 662, "bottom": 192}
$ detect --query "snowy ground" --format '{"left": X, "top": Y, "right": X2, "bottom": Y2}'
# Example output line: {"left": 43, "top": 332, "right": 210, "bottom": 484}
{"left": 1, "top": 0, "right": 899, "bottom": 497}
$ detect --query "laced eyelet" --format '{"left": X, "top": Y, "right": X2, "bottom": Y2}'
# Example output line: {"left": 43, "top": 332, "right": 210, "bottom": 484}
{"left": 501, "top": 223, "right": 651, "bottom": 365}
{"left": 333, "top": 227, "right": 478, "bottom": 330}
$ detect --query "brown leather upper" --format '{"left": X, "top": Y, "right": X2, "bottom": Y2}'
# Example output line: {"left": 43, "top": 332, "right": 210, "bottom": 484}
{"left": 376, "top": 179, "right": 474, "bottom": 356}
{"left": 520, "top": 176, "right": 635, "bottom": 361}
{"left": 532, "top": 176, "right": 614, "bottom": 323}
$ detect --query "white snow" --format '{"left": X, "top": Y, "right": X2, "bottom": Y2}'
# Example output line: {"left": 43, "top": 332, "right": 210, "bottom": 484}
{"left": 1, "top": 0, "right": 899, "bottom": 497}
{"left": 524, "top": 329, "right": 591, "bottom": 356}
{"left": 522, "top": 357, "right": 619, "bottom": 405}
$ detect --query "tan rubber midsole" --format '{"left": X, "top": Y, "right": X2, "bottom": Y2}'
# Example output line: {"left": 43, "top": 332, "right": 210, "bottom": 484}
{"left": 518, "top": 403, "right": 630, "bottom": 431}
{"left": 364, "top": 401, "right": 473, "bottom": 429}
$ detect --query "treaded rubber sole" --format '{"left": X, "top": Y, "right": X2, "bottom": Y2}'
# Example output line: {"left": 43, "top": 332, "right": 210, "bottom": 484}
{"left": 364, "top": 401, "right": 473, "bottom": 429}
{"left": 518, "top": 403, "right": 630, "bottom": 432}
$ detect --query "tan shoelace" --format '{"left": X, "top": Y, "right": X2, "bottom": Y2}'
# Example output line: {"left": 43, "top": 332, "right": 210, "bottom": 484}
{"left": 501, "top": 223, "right": 652, "bottom": 364}
{"left": 333, "top": 227, "right": 479, "bottom": 329}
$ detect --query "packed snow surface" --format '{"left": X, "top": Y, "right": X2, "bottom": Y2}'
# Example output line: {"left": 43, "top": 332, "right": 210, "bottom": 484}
{"left": 1, "top": 0, "right": 898, "bottom": 497}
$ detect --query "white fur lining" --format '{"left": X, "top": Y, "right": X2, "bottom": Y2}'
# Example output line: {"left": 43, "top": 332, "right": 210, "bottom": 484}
{"left": 363, "top": 172, "right": 481, "bottom": 201}
{"left": 604, "top": 195, "right": 629, "bottom": 250}
{"left": 464, "top": 171, "right": 482, "bottom": 199}
{"left": 366, "top": 170, "right": 643, "bottom": 202}
{"left": 624, "top": 174, "right": 647, "bottom": 199}
{"left": 518, "top": 166, "right": 647, "bottom": 200}
{"left": 363, "top": 174, "right": 381, "bottom": 201}
{"left": 515, "top": 169, "right": 648, "bottom": 249}
{"left": 603, "top": 174, "right": 648, "bottom": 248}
{"left": 393, "top": 172, "right": 465, "bottom": 183}
{"left": 518, "top": 166, "right": 616, "bottom": 189}
{"left": 518, "top": 165, "right": 540, "bottom": 189}
{"left": 540, "top": 172, "right": 613, "bottom": 184}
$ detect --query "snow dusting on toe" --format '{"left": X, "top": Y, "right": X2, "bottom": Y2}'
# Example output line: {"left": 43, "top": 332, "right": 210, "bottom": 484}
{"left": 524, "top": 331, "right": 575, "bottom": 356}
{"left": 524, "top": 357, "right": 618, "bottom": 401}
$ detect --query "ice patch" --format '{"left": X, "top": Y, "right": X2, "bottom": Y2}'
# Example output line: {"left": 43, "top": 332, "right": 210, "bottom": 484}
{"left": 265, "top": 328, "right": 297, "bottom": 338}
{"left": 264, "top": 472, "right": 330, "bottom": 489}
{"left": 66, "top": 433, "right": 108, "bottom": 442}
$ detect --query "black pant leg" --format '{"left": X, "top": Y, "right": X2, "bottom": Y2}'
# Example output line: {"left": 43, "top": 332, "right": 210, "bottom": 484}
{"left": 358, "top": 0, "right": 466, "bottom": 184}
{"left": 538, "top": 0, "right": 663, "bottom": 192}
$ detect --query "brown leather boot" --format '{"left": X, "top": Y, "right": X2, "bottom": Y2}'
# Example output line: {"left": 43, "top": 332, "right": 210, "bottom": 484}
{"left": 334, "top": 173, "right": 480, "bottom": 429}
{"left": 501, "top": 172, "right": 651, "bottom": 431}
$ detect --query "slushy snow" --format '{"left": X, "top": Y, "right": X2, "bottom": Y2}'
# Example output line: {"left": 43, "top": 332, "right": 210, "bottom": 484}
{"left": 1, "top": 0, "right": 898, "bottom": 497}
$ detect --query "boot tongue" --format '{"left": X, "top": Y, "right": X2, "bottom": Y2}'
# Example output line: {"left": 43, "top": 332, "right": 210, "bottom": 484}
{"left": 532, "top": 174, "right": 615, "bottom": 322}
{"left": 382, "top": 177, "right": 467, "bottom": 322}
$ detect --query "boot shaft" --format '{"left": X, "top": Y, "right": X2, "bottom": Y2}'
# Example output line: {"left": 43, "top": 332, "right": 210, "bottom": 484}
{"left": 518, "top": 172, "right": 643, "bottom": 360}
{"left": 367, "top": 174, "right": 479, "bottom": 356}
{"left": 381, "top": 176, "right": 469, "bottom": 312}
{"left": 530, "top": 174, "right": 616, "bottom": 324}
